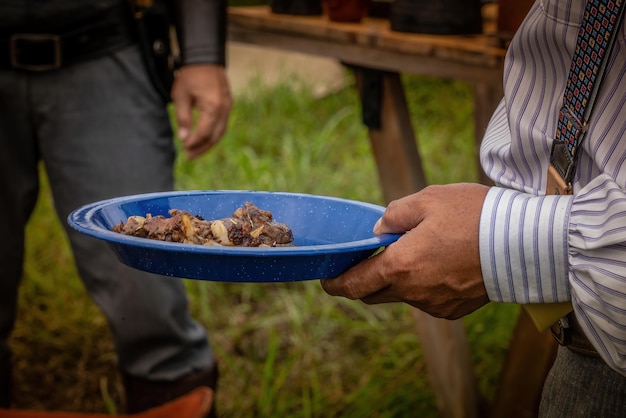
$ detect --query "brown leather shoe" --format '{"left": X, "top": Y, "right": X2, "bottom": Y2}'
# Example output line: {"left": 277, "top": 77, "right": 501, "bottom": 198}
{"left": 123, "top": 363, "right": 218, "bottom": 418}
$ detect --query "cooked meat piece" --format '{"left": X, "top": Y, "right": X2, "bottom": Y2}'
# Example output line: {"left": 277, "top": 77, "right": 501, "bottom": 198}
{"left": 231, "top": 202, "right": 294, "bottom": 245}
{"left": 112, "top": 202, "right": 294, "bottom": 247}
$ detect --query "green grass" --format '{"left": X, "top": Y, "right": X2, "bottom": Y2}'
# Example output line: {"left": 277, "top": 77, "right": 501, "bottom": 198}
{"left": 11, "top": 72, "right": 518, "bottom": 416}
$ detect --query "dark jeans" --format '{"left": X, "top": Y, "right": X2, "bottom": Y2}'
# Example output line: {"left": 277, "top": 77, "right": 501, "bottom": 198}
{"left": 539, "top": 346, "right": 626, "bottom": 417}
{"left": 0, "top": 44, "right": 213, "bottom": 383}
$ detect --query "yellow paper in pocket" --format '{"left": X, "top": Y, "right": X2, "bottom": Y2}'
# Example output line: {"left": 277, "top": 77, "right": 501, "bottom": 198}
{"left": 523, "top": 302, "right": 573, "bottom": 331}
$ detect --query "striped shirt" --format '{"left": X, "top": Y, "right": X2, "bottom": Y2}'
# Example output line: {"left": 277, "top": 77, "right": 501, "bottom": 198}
{"left": 479, "top": 0, "right": 626, "bottom": 375}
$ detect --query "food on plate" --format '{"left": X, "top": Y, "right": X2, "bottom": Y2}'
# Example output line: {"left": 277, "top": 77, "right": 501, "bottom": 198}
{"left": 112, "top": 202, "right": 294, "bottom": 247}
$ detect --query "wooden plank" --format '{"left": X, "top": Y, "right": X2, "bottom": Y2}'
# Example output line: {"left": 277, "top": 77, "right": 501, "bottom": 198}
{"left": 228, "top": 6, "right": 506, "bottom": 68}
{"left": 228, "top": 27, "right": 503, "bottom": 84}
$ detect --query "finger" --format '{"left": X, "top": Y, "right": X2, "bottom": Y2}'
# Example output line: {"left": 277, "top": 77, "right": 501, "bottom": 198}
{"left": 172, "top": 92, "right": 193, "bottom": 143}
{"left": 184, "top": 106, "right": 231, "bottom": 159}
{"left": 183, "top": 114, "right": 216, "bottom": 159}
{"left": 321, "top": 251, "right": 390, "bottom": 299}
{"left": 208, "top": 107, "right": 230, "bottom": 146}
{"left": 191, "top": 105, "right": 216, "bottom": 145}
{"left": 373, "top": 192, "right": 426, "bottom": 235}
{"left": 360, "top": 290, "right": 402, "bottom": 305}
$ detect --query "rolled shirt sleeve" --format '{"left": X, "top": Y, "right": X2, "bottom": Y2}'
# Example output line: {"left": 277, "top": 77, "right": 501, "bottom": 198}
{"left": 480, "top": 187, "right": 572, "bottom": 306}
{"left": 480, "top": 176, "right": 626, "bottom": 375}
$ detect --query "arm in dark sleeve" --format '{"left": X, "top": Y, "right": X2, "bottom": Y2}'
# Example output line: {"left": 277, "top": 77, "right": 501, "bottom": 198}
{"left": 173, "top": 0, "right": 227, "bottom": 66}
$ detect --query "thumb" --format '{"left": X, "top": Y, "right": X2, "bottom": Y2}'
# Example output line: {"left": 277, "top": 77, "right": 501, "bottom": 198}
{"left": 373, "top": 217, "right": 384, "bottom": 235}
{"left": 373, "top": 193, "right": 425, "bottom": 235}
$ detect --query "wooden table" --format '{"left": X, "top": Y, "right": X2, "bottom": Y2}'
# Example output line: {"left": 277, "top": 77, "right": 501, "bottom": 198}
{"left": 227, "top": 6, "right": 537, "bottom": 418}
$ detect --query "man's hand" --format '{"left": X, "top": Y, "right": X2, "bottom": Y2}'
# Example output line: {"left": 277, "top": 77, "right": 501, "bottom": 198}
{"left": 321, "top": 183, "right": 491, "bottom": 319}
{"left": 171, "top": 64, "right": 233, "bottom": 159}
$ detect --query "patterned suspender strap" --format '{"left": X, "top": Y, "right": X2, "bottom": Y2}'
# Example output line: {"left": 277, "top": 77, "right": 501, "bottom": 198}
{"left": 547, "top": 0, "right": 626, "bottom": 195}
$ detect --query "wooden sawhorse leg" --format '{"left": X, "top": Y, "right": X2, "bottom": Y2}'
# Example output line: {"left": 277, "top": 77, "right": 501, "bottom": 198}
{"left": 489, "top": 310, "right": 558, "bottom": 418}
{"left": 353, "top": 67, "right": 482, "bottom": 418}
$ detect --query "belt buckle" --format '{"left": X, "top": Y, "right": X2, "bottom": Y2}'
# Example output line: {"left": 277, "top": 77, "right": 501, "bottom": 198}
{"left": 10, "top": 33, "right": 62, "bottom": 71}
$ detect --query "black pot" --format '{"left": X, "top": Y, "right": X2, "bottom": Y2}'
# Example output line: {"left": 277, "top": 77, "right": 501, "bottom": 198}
{"left": 390, "top": 0, "right": 483, "bottom": 35}
{"left": 270, "top": 0, "right": 322, "bottom": 16}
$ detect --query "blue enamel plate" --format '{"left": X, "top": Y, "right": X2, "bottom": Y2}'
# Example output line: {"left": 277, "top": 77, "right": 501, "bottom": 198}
{"left": 67, "top": 190, "right": 401, "bottom": 282}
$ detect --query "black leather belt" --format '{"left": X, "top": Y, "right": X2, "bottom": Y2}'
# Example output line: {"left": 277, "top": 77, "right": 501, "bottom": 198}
{"left": 551, "top": 312, "right": 600, "bottom": 358}
{"left": 1, "top": 10, "right": 136, "bottom": 71}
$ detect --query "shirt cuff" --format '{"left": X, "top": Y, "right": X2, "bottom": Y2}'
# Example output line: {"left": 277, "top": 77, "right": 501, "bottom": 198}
{"left": 479, "top": 187, "right": 573, "bottom": 304}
